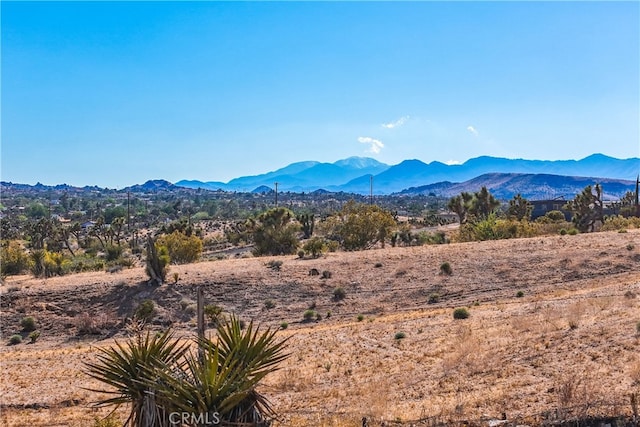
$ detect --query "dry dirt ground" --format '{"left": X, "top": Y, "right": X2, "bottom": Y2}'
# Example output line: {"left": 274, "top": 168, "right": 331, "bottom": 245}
{"left": 1, "top": 229, "right": 640, "bottom": 426}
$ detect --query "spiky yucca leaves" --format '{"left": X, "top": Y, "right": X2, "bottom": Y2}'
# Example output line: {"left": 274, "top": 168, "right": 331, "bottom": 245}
{"left": 150, "top": 344, "right": 264, "bottom": 426}
{"left": 197, "top": 316, "right": 291, "bottom": 424}
{"left": 84, "top": 330, "right": 189, "bottom": 427}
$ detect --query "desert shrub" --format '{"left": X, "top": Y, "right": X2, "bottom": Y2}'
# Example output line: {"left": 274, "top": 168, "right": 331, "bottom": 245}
{"left": 280, "top": 322, "right": 288, "bottom": 329}
{"left": 453, "top": 308, "right": 470, "bottom": 319}
{"left": 28, "top": 330, "right": 41, "bottom": 343}
{"left": 374, "top": 262, "right": 383, "bottom": 268}
{"left": 567, "top": 228, "right": 579, "bottom": 235}
{"left": 321, "top": 270, "right": 332, "bottom": 279}
{"left": 602, "top": 215, "right": 640, "bottom": 232}
{"left": 9, "top": 334, "right": 22, "bottom": 345}
{"left": 357, "top": 314, "right": 364, "bottom": 322}
{"left": 157, "top": 231, "right": 203, "bottom": 264}
{"left": 30, "top": 249, "right": 67, "bottom": 278}
{"left": 303, "top": 310, "right": 316, "bottom": 322}
{"left": 21, "top": 316, "right": 36, "bottom": 332}
{"left": 440, "top": 262, "right": 452, "bottom": 275}
{"left": 627, "top": 243, "right": 635, "bottom": 251}
{"left": 134, "top": 300, "right": 156, "bottom": 323}
{"left": 325, "top": 240, "right": 339, "bottom": 252}
{"left": 93, "top": 414, "right": 121, "bottom": 427}
{"left": 318, "top": 201, "right": 396, "bottom": 250}
{"left": 457, "top": 214, "right": 518, "bottom": 242}
{"left": 302, "top": 236, "right": 327, "bottom": 258}
{"left": 394, "top": 331, "right": 406, "bottom": 340}
{"left": 428, "top": 293, "right": 440, "bottom": 304}
{"left": 76, "top": 312, "right": 102, "bottom": 335}
{"left": 0, "top": 240, "right": 31, "bottom": 276}
{"left": 172, "top": 272, "right": 180, "bottom": 283}
{"left": 204, "top": 304, "right": 223, "bottom": 326}
{"left": 545, "top": 210, "right": 567, "bottom": 222}
{"left": 416, "top": 231, "right": 446, "bottom": 245}
{"left": 559, "top": 228, "right": 567, "bottom": 235}
{"left": 105, "top": 244, "right": 123, "bottom": 262}
{"left": 266, "top": 260, "right": 283, "bottom": 271}
{"left": 326, "top": 311, "right": 331, "bottom": 318}
{"left": 297, "top": 250, "right": 305, "bottom": 259}
{"left": 516, "top": 291, "right": 525, "bottom": 298}
{"left": 264, "top": 300, "right": 276, "bottom": 309}
{"left": 333, "top": 287, "right": 346, "bottom": 301}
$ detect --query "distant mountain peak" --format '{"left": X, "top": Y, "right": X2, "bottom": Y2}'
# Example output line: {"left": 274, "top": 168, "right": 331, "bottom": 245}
{"left": 333, "top": 156, "right": 387, "bottom": 169}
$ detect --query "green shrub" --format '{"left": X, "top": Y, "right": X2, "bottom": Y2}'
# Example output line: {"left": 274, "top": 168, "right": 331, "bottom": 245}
{"left": 93, "top": 414, "right": 121, "bottom": 427}
{"left": 21, "top": 316, "right": 36, "bottom": 332}
{"left": 516, "top": 291, "right": 525, "bottom": 298}
{"left": 297, "top": 250, "right": 305, "bottom": 259}
{"left": 453, "top": 308, "right": 470, "bottom": 319}
{"left": 266, "top": 260, "right": 283, "bottom": 271}
{"left": 280, "top": 322, "right": 288, "bottom": 330}
{"left": 105, "top": 245, "right": 123, "bottom": 262}
{"left": 545, "top": 210, "right": 566, "bottom": 222}
{"left": 559, "top": 228, "right": 567, "bottom": 235}
{"left": 333, "top": 287, "right": 346, "bottom": 301}
{"left": 302, "top": 237, "right": 327, "bottom": 258}
{"left": 9, "top": 334, "right": 22, "bottom": 345}
{"left": 204, "top": 304, "right": 223, "bottom": 326}
{"left": 264, "top": 300, "right": 276, "bottom": 309}
{"left": 440, "top": 262, "right": 452, "bottom": 275}
{"left": 428, "top": 293, "right": 440, "bottom": 304}
{"left": 567, "top": 228, "right": 579, "bottom": 235}
{"left": 303, "top": 310, "right": 316, "bottom": 322}
{"left": 321, "top": 270, "right": 332, "bottom": 279}
{"left": 28, "top": 330, "right": 41, "bottom": 343}
{"left": 157, "top": 231, "right": 203, "bottom": 264}
{"left": 374, "top": 262, "right": 383, "bottom": 268}
{"left": 394, "top": 331, "right": 406, "bottom": 340}
{"left": 0, "top": 240, "right": 31, "bottom": 276}
{"left": 134, "top": 300, "right": 155, "bottom": 323}
{"left": 357, "top": 314, "right": 364, "bottom": 322}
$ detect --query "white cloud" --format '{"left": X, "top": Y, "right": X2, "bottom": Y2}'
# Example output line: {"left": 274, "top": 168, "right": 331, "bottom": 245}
{"left": 467, "top": 125, "right": 479, "bottom": 137}
{"left": 358, "top": 136, "right": 384, "bottom": 154}
{"left": 382, "top": 116, "right": 410, "bottom": 129}
{"left": 445, "top": 160, "right": 462, "bottom": 165}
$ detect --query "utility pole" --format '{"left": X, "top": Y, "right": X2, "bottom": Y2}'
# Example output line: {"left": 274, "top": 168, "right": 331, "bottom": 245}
{"left": 369, "top": 175, "right": 374, "bottom": 205}
{"left": 274, "top": 182, "right": 279, "bottom": 207}
{"left": 127, "top": 191, "right": 131, "bottom": 231}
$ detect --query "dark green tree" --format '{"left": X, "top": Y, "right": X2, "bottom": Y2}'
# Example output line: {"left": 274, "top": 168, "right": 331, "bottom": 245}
{"left": 564, "top": 184, "right": 604, "bottom": 232}
{"left": 447, "top": 192, "right": 474, "bottom": 224}
{"left": 296, "top": 213, "right": 315, "bottom": 239}
{"left": 251, "top": 208, "right": 300, "bottom": 256}
{"left": 469, "top": 186, "right": 500, "bottom": 220}
{"left": 506, "top": 193, "right": 532, "bottom": 221}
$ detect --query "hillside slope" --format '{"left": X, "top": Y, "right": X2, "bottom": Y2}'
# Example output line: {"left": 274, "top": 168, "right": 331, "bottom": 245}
{"left": 1, "top": 230, "right": 639, "bottom": 426}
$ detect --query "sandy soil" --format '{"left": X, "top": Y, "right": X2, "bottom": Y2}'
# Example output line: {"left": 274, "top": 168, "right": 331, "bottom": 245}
{"left": 1, "top": 229, "right": 639, "bottom": 426}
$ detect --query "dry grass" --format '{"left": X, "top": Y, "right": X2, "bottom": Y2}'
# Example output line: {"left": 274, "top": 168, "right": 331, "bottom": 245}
{"left": 1, "top": 229, "right": 639, "bottom": 425}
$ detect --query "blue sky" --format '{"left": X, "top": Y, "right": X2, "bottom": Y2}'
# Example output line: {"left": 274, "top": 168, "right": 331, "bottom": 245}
{"left": 2, "top": 1, "right": 639, "bottom": 188}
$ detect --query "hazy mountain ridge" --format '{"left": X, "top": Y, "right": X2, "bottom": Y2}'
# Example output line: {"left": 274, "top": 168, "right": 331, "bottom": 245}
{"left": 3, "top": 154, "right": 638, "bottom": 200}
{"left": 176, "top": 153, "right": 639, "bottom": 195}
{"left": 396, "top": 173, "right": 636, "bottom": 200}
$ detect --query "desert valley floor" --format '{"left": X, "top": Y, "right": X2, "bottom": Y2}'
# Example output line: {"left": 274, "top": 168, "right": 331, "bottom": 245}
{"left": 1, "top": 229, "right": 640, "bottom": 426}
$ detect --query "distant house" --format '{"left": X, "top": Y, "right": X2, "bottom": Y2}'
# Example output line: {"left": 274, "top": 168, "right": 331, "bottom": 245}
{"left": 530, "top": 198, "right": 571, "bottom": 220}
{"left": 81, "top": 221, "right": 96, "bottom": 230}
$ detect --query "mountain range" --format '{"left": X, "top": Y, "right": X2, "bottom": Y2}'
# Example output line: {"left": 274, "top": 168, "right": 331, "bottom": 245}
{"left": 176, "top": 154, "right": 639, "bottom": 196}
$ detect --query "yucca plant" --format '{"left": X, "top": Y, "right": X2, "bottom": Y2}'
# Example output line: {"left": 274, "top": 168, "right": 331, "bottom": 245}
{"left": 197, "top": 316, "right": 291, "bottom": 424}
{"left": 84, "top": 329, "right": 189, "bottom": 427}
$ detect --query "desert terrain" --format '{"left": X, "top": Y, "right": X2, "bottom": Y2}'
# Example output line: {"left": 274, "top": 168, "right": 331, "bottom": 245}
{"left": 1, "top": 229, "right": 640, "bottom": 426}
